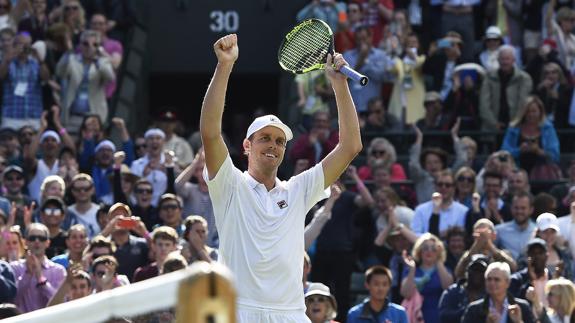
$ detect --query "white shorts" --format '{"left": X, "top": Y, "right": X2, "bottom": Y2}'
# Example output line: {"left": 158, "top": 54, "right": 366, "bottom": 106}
{"left": 237, "top": 307, "right": 311, "bottom": 323}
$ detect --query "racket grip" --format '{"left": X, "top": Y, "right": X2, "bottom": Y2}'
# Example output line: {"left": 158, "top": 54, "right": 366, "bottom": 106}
{"left": 340, "top": 65, "right": 369, "bottom": 86}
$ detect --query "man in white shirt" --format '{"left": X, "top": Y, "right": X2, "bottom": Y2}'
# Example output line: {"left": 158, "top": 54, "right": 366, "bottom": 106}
{"left": 200, "top": 34, "right": 362, "bottom": 322}
{"left": 64, "top": 174, "right": 101, "bottom": 238}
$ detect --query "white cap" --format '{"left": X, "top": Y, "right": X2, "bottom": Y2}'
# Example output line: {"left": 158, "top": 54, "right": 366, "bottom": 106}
{"left": 485, "top": 26, "right": 502, "bottom": 40}
{"left": 40, "top": 130, "right": 61, "bottom": 144}
{"left": 144, "top": 128, "right": 165, "bottom": 139}
{"left": 536, "top": 212, "right": 559, "bottom": 232}
{"left": 95, "top": 140, "right": 116, "bottom": 153}
{"left": 246, "top": 115, "right": 293, "bottom": 141}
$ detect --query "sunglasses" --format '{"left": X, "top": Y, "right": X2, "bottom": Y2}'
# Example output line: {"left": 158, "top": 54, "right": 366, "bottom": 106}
{"left": 95, "top": 271, "right": 107, "bottom": 278}
{"left": 421, "top": 244, "right": 437, "bottom": 252}
{"left": 161, "top": 204, "right": 179, "bottom": 211}
{"left": 307, "top": 296, "right": 326, "bottom": 303}
{"left": 457, "top": 176, "right": 474, "bottom": 183}
{"left": 65, "top": 6, "right": 79, "bottom": 11}
{"left": 371, "top": 150, "right": 386, "bottom": 157}
{"left": 5, "top": 176, "right": 23, "bottom": 181}
{"left": 72, "top": 185, "right": 93, "bottom": 193}
{"left": 136, "top": 144, "right": 147, "bottom": 149}
{"left": 82, "top": 41, "right": 99, "bottom": 48}
{"left": 27, "top": 235, "right": 48, "bottom": 242}
{"left": 135, "top": 188, "right": 152, "bottom": 194}
{"left": 43, "top": 208, "right": 63, "bottom": 216}
{"left": 436, "top": 182, "right": 454, "bottom": 188}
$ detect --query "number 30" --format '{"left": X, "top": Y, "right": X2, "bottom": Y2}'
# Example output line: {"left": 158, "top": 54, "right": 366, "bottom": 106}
{"left": 209, "top": 10, "right": 239, "bottom": 33}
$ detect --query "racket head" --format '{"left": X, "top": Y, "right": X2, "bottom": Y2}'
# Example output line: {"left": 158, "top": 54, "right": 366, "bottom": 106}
{"left": 278, "top": 19, "right": 334, "bottom": 74}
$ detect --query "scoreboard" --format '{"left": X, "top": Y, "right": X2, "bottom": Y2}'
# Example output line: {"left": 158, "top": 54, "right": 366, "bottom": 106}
{"left": 148, "top": 0, "right": 309, "bottom": 74}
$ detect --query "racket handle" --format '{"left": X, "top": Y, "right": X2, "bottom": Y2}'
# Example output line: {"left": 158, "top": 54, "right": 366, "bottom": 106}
{"left": 340, "top": 65, "right": 369, "bottom": 86}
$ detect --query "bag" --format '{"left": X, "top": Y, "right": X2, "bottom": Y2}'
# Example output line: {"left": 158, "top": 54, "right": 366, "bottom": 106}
{"left": 529, "top": 162, "right": 563, "bottom": 181}
{"left": 401, "top": 289, "right": 425, "bottom": 323}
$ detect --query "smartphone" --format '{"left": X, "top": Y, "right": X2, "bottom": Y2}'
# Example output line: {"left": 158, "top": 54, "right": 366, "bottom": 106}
{"left": 117, "top": 218, "right": 136, "bottom": 229}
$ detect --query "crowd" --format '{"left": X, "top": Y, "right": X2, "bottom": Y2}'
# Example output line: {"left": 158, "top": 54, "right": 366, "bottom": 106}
{"left": 0, "top": 0, "right": 574, "bottom": 322}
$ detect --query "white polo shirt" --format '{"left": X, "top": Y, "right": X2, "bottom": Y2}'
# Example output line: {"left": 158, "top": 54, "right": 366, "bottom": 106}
{"left": 204, "top": 155, "right": 328, "bottom": 311}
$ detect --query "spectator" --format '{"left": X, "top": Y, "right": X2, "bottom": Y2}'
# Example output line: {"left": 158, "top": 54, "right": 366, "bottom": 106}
{"left": 550, "top": 159, "right": 575, "bottom": 215}
{"left": 495, "top": 192, "right": 536, "bottom": 259}
{"left": 372, "top": 187, "right": 415, "bottom": 244}
{"left": 39, "top": 196, "right": 67, "bottom": 258}
{"left": 160, "top": 251, "right": 188, "bottom": 274}
{"left": 0, "top": 128, "right": 20, "bottom": 165}
{"left": 535, "top": 62, "right": 573, "bottom": 129}
{"left": 443, "top": 68, "right": 483, "bottom": 131}
{"left": 18, "top": 0, "right": 49, "bottom": 41}
{"left": 475, "top": 150, "right": 517, "bottom": 195}
{"left": 408, "top": 121, "right": 467, "bottom": 203}
{"left": 382, "top": 225, "right": 415, "bottom": 304}
{"left": 51, "top": 224, "right": 87, "bottom": 271}
{"left": 444, "top": 226, "right": 467, "bottom": 273}
{"left": 501, "top": 95, "right": 560, "bottom": 177}
{"left": 157, "top": 193, "right": 185, "bottom": 236}
{"left": 438, "top": 254, "right": 488, "bottom": 322}
{"left": 479, "top": 45, "right": 533, "bottom": 132}
{"left": 47, "top": 269, "right": 91, "bottom": 306}
{"left": 10, "top": 223, "right": 66, "bottom": 313}
{"left": 175, "top": 149, "right": 217, "bottom": 247}
{"left": 58, "top": 0, "right": 85, "bottom": 46}
{"left": 422, "top": 35, "right": 465, "bottom": 100}
{"left": 77, "top": 114, "right": 105, "bottom": 154}
{"left": 543, "top": 278, "right": 575, "bottom": 322}
{"left": 533, "top": 193, "right": 558, "bottom": 221}
{"left": 387, "top": 33, "right": 426, "bottom": 124}
{"left": 355, "top": 0, "right": 394, "bottom": 46}
{"left": 305, "top": 282, "right": 340, "bottom": 323}
{"left": 0, "top": 27, "right": 14, "bottom": 61}
{"left": 478, "top": 26, "right": 503, "bottom": 72}
{"left": 296, "top": 0, "right": 340, "bottom": 32}
{"left": 133, "top": 226, "right": 178, "bottom": 282}
{"left": 64, "top": 173, "right": 100, "bottom": 238}
{"left": 39, "top": 175, "right": 66, "bottom": 206}
{"left": 343, "top": 25, "right": 392, "bottom": 113}
{"left": 98, "top": 203, "right": 149, "bottom": 281}
{"left": 546, "top": 6, "right": 575, "bottom": 73}
{"left": 4, "top": 226, "right": 24, "bottom": 262}
{"left": 401, "top": 233, "right": 453, "bottom": 323}
{"left": 0, "top": 32, "right": 50, "bottom": 130}
{"left": 102, "top": 150, "right": 138, "bottom": 206}
{"left": 361, "top": 97, "right": 402, "bottom": 134}
{"left": 532, "top": 213, "right": 573, "bottom": 280}
{"left": 504, "top": 169, "right": 531, "bottom": 205}
{"left": 130, "top": 128, "right": 170, "bottom": 206}
{"left": 131, "top": 178, "right": 159, "bottom": 231}
{"left": 461, "top": 262, "right": 535, "bottom": 323}
{"left": 82, "top": 235, "right": 116, "bottom": 270}
{"left": 91, "top": 255, "right": 128, "bottom": 292}
{"left": 304, "top": 184, "right": 342, "bottom": 250}
{"left": 293, "top": 70, "right": 333, "bottom": 132}
{"left": 89, "top": 13, "right": 123, "bottom": 101}
{"left": 157, "top": 109, "right": 195, "bottom": 169}
{"left": 56, "top": 30, "right": 115, "bottom": 134}
{"left": 56, "top": 146, "right": 79, "bottom": 188}
{"left": 290, "top": 110, "right": 338, "bottom": 168}
{"left": 2, "top": 165, "right": 33, "bottom": 212}
{"left": 557, "top": 201, "right": 575, "bottom": 262}
{"left": 509, "top": 238, "right": 553, "bottom": 302}
{"left": 181, "top": 215, "right": 218, "bottom": 264}
{"left": 347, "top": 265, "right": 408, "bottom": 323}
{"left": 411, "top": 170, "right": 468, "bottom": 238}
{"left": 415, "top": 91, "right": 451, "bottom": 132}
{"left": 334, "top": 2, "right": 362, "bottom": 53}
{"left": 358, "top": 137, "right": 406, "bottom": 182}
{"left": 460, "top": 136, "right": 481, "bottom": 172}
{"left": 453, "top": 166, "right": 476, "bottom": 209}
{"left": 0, "top": 259, "right": 15, "bottom": 303}
{"left": 465, "top": 171, "right": 512, "bottom": 230}
{"left": 441, "top": 1, "right": 478, "bottom": 60}
{"left": 454, "top": 219, "right": 517, "bottom": 281}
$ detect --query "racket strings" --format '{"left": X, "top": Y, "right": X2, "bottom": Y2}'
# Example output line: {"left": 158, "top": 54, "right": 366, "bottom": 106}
{"left": 280, "top": 22, "right": 332, "bottom": 72}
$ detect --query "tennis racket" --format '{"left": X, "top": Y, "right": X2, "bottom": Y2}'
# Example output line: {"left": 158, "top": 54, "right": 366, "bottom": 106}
{"left": 278, "top": 19, "right": 369, "bottom": 86}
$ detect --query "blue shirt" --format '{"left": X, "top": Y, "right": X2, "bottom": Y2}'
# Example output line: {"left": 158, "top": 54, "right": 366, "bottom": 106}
{"left": 343, "top": 47, "right": 393, "bottom": 112}
{"left": 51, "top": 253, "right": 70, "bottom": 269}
{"left": 495, "top": 220, "right": 536, "bottom": 259}
{"left": 411, "top": 200, "right": 468, "bottom": 236}
{"left": 2, "top": 57, "right": 43, "bottom": 120}
{"left": 347, "top": 299, "right": 408, "bottom": 323}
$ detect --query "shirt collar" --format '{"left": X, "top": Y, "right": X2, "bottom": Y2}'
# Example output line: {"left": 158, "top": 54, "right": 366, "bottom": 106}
{"left": 243, "top": 171, "right": 284, "bottom": 192}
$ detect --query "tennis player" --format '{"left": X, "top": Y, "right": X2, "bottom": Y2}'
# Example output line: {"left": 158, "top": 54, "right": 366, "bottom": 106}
{"left": 200, "top": 34, "right": 362, "bottom": 322}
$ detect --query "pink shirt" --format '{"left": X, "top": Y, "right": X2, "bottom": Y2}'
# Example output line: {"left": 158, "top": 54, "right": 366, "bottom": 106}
{"left": 11, "top": 258, "right": 66, "bottom": 313}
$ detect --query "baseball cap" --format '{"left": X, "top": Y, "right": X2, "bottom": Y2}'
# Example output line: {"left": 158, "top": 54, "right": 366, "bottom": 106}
{"left": 95, "top": 140, "right": 116, "bottom": 153}
{"left": 527, "top": 238, "right": 547, "bottom": 251}
{"left": 246, "top": 115, "right": 293, "bottom": 141}
{"left": 40, "top": 130, "right": 61, "bottom": 144}
{"left": 485, "top": 26, "right": 502, "bottom": 40}
{"left": 536, "top": 212, "right": 559, "bottom": 232}
{"left": 41, "top": 196, "right": 65, "bottom": 211}
{"left": 159, "top": 109, "right": 178, "bottom": 122}
{"left": 467, "top": 254, "right": 489, "bottom": 271}
{"left": 2, "top": 165, "right": 23, "bottom": 178}
{"left": 424, "top": 92, "right": 441, "bottom": 103}
{"left": 304, "top": 283, "right": 337, "bottom": 312}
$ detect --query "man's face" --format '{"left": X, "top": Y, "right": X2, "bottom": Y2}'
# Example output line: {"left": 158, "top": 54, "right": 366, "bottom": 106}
{"left": 484, "top": 177, "right": 502, "bottom": 199}
{"left": 498, "top": 50, "right": 515, "bottom": 73}
{"left": 528, "top": 246, "right": 548, "bottom": 274}
{"left": 93, "top": 263, "right": 115, "bottom": 287}
{"left": 159, "top": 199, "right": 182, "bottom": 226}
{"left": 96, "top": 148, "right": 114, "bottom": 167}
{"left": 355, "top": 29, "right": 372, "bottom": 48}
{"left": 467, "top": 265, "right": 486, "bottom": 290}
{"left": 41, "top": 137, "right": 60, "bottom": 156}
{"left": 244, "top": 126, "right": 287, "bottom": 171}
{"left": 69, "top": 278, "right": 91, "bottom": 300}
{"left": 40, "top": 202, "right": 65, "bottom": 227}
{"left": 71, "top": 179, "right": 95, "bottom": 203}
{"left": 448, "top": 235, "right": 466, "bottom": 257}
{"left": 485, "top": 269, "right": 510, "bottom": 298}
{"left": 509, "top": 172, "right": 528, "bottom": 194}
{"left": 135, "top": 184, "right": 153, "bottom": 206}
{"left": 90, "top": 14, "right": 106, "bottom": 34}
{"left": 365, "top": 274, "right": 390, "bottom": 302}
{"left": 424, "top": 153, "right": 443, "bottom": 174}
{"left": 66, "top": 230, "right": 87, "bottom": 253}
{"left": 435, "top": 175, "right": 455, "bottom": 201}
{"left": 80, "top": 35, "right": 99, "bottom": 59}
{"left": 26, "top": 228, "right": 49, "bottom": 257}
{"left": 373, "top": 168, "right": 390, "bottom": 188}
{"left": 91, "top": 246, "right": 111, "bottom": 260}
{"left": 145, "top": 135, "right": 164, "bottom": 155}
{"left": 13, "top": 34, "right": 31, "bottom": 58}
{"left": 424, "top": 100, "right": 442, "bottom": 116}
{"left": 3, "top": 171, "right": 24, "bottom": 195}
{"left": 191, "top": 222, "right": 207, "bottom": 242}
{"left": 511, "top": 196, "right": 533, "bottom": 225}
{"left": 153, "top": 238, "right": 177, "bottom": 262}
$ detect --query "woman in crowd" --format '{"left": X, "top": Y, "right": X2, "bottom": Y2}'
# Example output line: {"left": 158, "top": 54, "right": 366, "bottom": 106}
{"left": 3, "top": 226, "right": 24, "bottom": 261}
{"left": 534, "top": 213, "right": 573, "bottom": 280}
{"left": 535, "top": 62, "right": 573, "bottom": 129}
{"left": 305, "top": 282, "right": 339, "bottom": 323}
{"left": 501, "top": 95, "right": 560, "bottom": 177}
{"left": 358, "top": 137, "right": 406, "bottom": 182}
{"left": 545, "top": 278, "right": 575, "bottom": 323}
{"left": 475, "top": 150, "right": 517, "bottom": 194}
{"left": 401, "top": 233, "right": 453, "bottom": 323}
{"left": 453, "top": 166, "right": 476, "bottom": 209}
{"left": 180, "top": 215, "right": 218, "bottom": 264}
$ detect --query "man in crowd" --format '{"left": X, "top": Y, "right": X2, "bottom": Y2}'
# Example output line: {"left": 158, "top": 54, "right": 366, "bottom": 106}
{"left": 133, "top": 226, "right": 178, "bottom": 282}
{"left": 64, "top": 174, "right": 101, "bottom": 238}
{"left": 157, "top": 109, "right": 195, "bottom": 168}
{"left": 495, "top": 192, "right": 536, "bottom": 259}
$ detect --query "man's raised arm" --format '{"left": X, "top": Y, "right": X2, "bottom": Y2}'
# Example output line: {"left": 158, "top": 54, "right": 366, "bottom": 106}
{"left": 200, "top": 34, "right": 239, "bottom": 179}
{"left": 321, "top": 53, "right": 363, "bottom": 188}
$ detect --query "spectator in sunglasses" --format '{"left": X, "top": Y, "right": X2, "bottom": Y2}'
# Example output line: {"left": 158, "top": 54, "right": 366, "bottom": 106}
{"left": 63, "top": 173, "right": 100, "bottom": 239}
{"left": 51, "top": 224, "right": 87, "bottom": 270}
{"left": 2, "top": 166, "right": 34, "bottom": 226}
{"left": 358, "top": 136, "right": 406, "bottom": 183}
{"left": 56, "top": 29, "right": 114, "bottom": 135}
{"left": 157, "top": 194, "right": 184, "bottom": 237}
{"left": 131, "top": 178, "right": 160, "bottom": 231}
{"left": 453, "top": 166, "right": 476, "bottom": 210}
{"left": 58, "top": 0, "right": 85, "bottom": 46}
{"left": 39, "top": 196, "right": 67, "bottom": 258}
{"left": 91, "top": 255, "right": 128, "bottom": 292}
{"left": 10, "top": 222, "right": 66, "bottom": 313}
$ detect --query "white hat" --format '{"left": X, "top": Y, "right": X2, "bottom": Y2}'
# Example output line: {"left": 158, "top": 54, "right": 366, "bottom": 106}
{"left": 40, "top": 130, "right": 61, "bottom": 144}
{"left": 246, "top": 115, "right": 293, "bottom": 141}
{"left": 485, "top": 26, "right": 502, "bottom": 40}
{"left": 144, "top": 128, "right": 165, "bottom": 139}
{"left": 536, "top": 212, "right": 560, "bottom": 232}
{"left": 304, "top": 283, "right": 337, "bottom": 318}
{"left": 95, "top": 140, "right": 116, "bottom": 153}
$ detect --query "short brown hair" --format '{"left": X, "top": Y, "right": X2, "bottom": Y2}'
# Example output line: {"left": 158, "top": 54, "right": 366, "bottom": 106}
{"left": 365, "top": 265, "right": 393, "bottom": 284}
{"left": 88, "top": 235, "right": 117, "bottom": 254}
{"left": 152, "top": 226, "right": 179, "bottom": 244}
{"left": 91, "top": 255, "right": 118, "bottom": 273}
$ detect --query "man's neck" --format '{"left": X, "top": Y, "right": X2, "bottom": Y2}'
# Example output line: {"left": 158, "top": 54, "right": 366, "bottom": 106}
{"left": 491, "top": 294, "right": 507, "bottom": 310}
{"left": 441, "top": 198, "right": 453, "bottom": 209}
{"left": 69, "top": 250, "right": 83, "bottom": 262}
{"left": 74, "top": 201, "right": 93, "bottom": 213}
{"left": 112, "top": 231, "right": 130, "bottom": 246}
{"left": 43, "top": 156, "right": 57, "bottom": 167}
{"left": 48, "top": 226, "right": 60, "bottom": 237}
{"left": 248, "top": 168, "right": 277, "bottom": 191}
{"left": 514, "top": 219, "right": 529, "bottom": 230}
{"left": 369, "top": 298, "right": 386, "bottom": 313}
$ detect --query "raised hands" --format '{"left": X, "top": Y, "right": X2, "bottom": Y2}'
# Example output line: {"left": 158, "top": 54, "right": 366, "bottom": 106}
{"left": 213, "top": 34, "right": 238, "bottom": 65}
{"left": 325, "top": 53, "right": 349, "bottom": 84}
